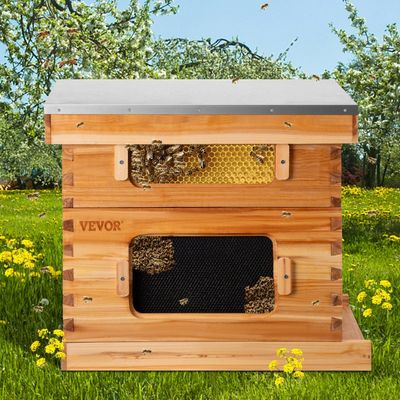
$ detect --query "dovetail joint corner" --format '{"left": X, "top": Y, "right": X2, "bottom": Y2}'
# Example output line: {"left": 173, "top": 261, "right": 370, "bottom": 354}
{"left": 331, "top": 317, "right": 342, "bottom": 332}
{"left": 330, "top": 267, "right": 342, "bottom": 281}
{"left": 331, "top": 293, "right": 342, "bottom": 306}
{"left": 331, "top": 242, "right": 342, "bottom": 256}
{"left": 63, "top": 269, "right": 74, "bottom": 281}
{"left": 63, "top": 198, "right": 74, "bottom": 208}
{"left": 63, "top": 318, "right": 74, "bottom": 332}
{"left": 63, "top": 294, "right": 74, "bottom": 307}
{"left": 63, "top": 219, "right": 74, "bottom": 232}
{"left": 64, "top": 244, "right": 74, "bottom": 257}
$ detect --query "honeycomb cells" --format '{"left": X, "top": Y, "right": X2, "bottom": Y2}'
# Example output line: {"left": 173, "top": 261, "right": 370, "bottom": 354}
{"left": 174, "top": 144, "right": 275, "bottom": 184}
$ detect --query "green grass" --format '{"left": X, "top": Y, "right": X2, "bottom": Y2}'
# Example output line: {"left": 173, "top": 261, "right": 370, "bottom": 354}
{"left": 0, "top": 187, "right": 399, "bottom": 400}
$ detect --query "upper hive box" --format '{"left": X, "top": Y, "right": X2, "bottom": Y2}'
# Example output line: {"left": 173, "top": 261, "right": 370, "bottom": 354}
{"left": 44, "top": 79, "right": 357, "bottom": 208}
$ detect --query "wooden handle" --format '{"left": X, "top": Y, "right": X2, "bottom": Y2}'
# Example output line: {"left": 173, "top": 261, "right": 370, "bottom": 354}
{"left": 275, "top": 144, "right": 290, "bottom": 180}
{"left": 277, "top": 257, "right": 292, "bottom": 295}
{"left": 114, "top": 145, "right": 128, "bottom": 181}
{"left": 116, "top": 260, "right": 130, "bottom": 297}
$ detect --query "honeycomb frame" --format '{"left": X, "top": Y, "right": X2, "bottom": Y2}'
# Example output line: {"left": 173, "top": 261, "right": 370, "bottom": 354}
{"left": 129, "top": 144, "right": 275, "bottom": 186}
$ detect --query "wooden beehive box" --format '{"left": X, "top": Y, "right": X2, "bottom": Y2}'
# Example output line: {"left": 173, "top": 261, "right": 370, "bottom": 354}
{"left": 44, "top": 79, "right": 371, "bottom": 371}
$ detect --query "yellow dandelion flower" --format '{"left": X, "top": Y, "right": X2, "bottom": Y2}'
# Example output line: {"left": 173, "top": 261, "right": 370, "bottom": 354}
{"left": 268, "top": 360, "right": 278, "bottom": 371}
{"left": 274, "top": 376, "right": 285, "bottom": 386}
{"left": 30, "top": 272, "right": 40, "bottom": 278}
{"left": 382, "top": 302, "right": 393, "bottom": 311}
{"left": 283, "top": 363, "right": 294, "bottom": 373}
{"left": 21, "top": 239, "right": 34, "bottom": 249}
{"left": 376, "top": 289, "right": 391, "bottom": 301}
{"left": 6, "top": 239, "right": 16, "bottom": 248}
{"left": 379, "top": 280, "right": 391, "bottom": 288}
{"left": 0, "top": 251, "right": 12, "bottom": 263}
{"left": 55, "top": 352, "right": 66, "bottom": 359}
{"left": 53, "top": 329, "right": 64, "bottom": 337}
{"left": 36, "top": 358, "right": 46, "bottom": 367}
{"left": 357, "top": 291, "right": 367, "bottom": 303}
{"left": 363, "top": 308, "right": 372, "bottom": 318}
{"left": 4, "top": 268, "right": 14, "bottom": 277}
{"left": 24, "top": 261, "right": 35, "bottom": 269}
{"left": 37, "top": 328, "right": 49, "bottom": 339}
{"left": 371, "top": 295, "right": 382, "bottom": 305}
{"left": 291, "top": 359, "right": 303, "bottom": 370}
{"left": 30, "top": 341, "right": 41, "bottom": 352}
{"left": 293, "top": 371, "right": 305, "bottom": 379}
{"left": 291, "top": 348, "right": 303, "bottom": 357}
{"left": 364, "top": 279, "right": 376, "bottom": 289}
{"left": 364, "top": 279, "right": 376, "bottom": 288}
{"left": 276, "top": 347, "right": 288, "bottom": 358}
{"left": 0, "top": 320, "right": 7, "bottom": 325}
{"left": 45, "top": 344, "right": 56, "bottom": 354}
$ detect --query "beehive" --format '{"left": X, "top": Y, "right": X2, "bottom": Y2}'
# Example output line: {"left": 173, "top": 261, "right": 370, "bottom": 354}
{"left": 44, "top": 79, "right": 371, "bottom": 371}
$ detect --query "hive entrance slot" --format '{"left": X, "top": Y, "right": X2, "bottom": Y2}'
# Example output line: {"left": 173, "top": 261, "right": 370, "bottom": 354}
{"left": 130, "top": 235, "right": 274, "bottom": 314}
{"left": 128, "top": 144, "right": 275, "bottom": 187}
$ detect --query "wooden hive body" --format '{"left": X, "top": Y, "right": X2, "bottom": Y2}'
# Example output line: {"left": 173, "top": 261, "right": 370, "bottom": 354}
{"left": 45, "top": 79, "right": 370, "bottom": 371}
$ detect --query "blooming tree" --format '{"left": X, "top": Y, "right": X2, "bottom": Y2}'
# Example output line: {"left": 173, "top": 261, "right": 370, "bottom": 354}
{"left": 329, "top": 0, "right": 400, "bottom": 187}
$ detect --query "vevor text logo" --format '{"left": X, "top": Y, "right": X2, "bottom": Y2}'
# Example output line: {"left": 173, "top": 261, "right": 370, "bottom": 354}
{"left": 79, "top": 220, "right": 122, "bottom": 231}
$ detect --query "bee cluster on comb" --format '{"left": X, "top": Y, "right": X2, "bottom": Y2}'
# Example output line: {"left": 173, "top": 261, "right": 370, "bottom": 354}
{"left": 244, "top": 276, "right": 275, "bottom": 313}
{"left": 127, "top": 142, "right": 207, "bottom": 189}
{"left": 130, "top": 236, "right": 175, "bottom": 275}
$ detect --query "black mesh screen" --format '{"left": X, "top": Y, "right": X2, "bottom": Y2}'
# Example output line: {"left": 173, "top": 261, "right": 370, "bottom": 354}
{"left": 131, "top": 236, "right": 274, "bottom": 313}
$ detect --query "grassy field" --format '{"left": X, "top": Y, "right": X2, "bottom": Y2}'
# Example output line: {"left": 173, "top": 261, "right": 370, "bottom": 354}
{"left": 0, "top": 187, "right": 399, "bottom": 399}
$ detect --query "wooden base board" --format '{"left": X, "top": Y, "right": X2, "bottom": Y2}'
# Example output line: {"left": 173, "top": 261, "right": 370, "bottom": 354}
{"left": 62, "top": 302, "right": 371, "bottom": 371}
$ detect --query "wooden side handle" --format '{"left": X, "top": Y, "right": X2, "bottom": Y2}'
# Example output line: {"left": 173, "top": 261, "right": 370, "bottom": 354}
{"left": 114, "top": 145, "right": 128, "bottom": 181}
{"left": 117, "top": 260, "right": 130, "bottom": 297}
{"left": 275, "top": 144, "right": 290, "bottom": 180}
{"left": 277, "top": 257, "right": 292, "bottom": 295}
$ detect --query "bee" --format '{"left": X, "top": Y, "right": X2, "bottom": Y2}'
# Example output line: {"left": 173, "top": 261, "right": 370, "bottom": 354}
{"left": 232, "top": 77, "right": 240, "bottom": 84}
{"left": 58, "top": 59, "right": 77, "bottom": 67}
{"left": 196, "top": 146, "right": 207, "bottom": 169}
{"left": 250, "top": 151, "right": 265, "bottom": 164}
{"left": 146, "top": 147, "right": 154, "bottom": 161}
{"left": 179, "top": 298, "right": 189, "bottom": 306}
{"left": 142, "top": 349, "right": 152, "bottom": 354}
{"left": 260, "top": 3, "right": 269, "bottom": 10}
{"left": 311, "top": 74, "right": 320, "bottom": 81}
{"left": 37, "top": 30, "right": 50, "bottom": 39}
{"left": 281, "top": 211, "right": 292, "bottom": 218}
{"left": 83, "top": 296, "right": 93, "bottom": 304}
{"left": 198, "top": 158, "right": 207, "bottom": 169}
{"left": 284, "top": 121, "right": 293, "bottom": 128}
{"left": 76, "top": 121, "right": 84, "bottom": 128}
{"left": 166, "top": 144, "right": 182, "bottom": 154}
{"left": 311, "top": 300, "right": 320, "bottom": 306}
{"left": 38, "top": 212, "right": 46, "bottom": 218}
{"left": 250, "top": 144, "right": 268, "bottom": 164}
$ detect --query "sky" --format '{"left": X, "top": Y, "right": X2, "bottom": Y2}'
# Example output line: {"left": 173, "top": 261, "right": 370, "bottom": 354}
{"left": 149, "top": 0, "right": 400, "bottom": 74}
